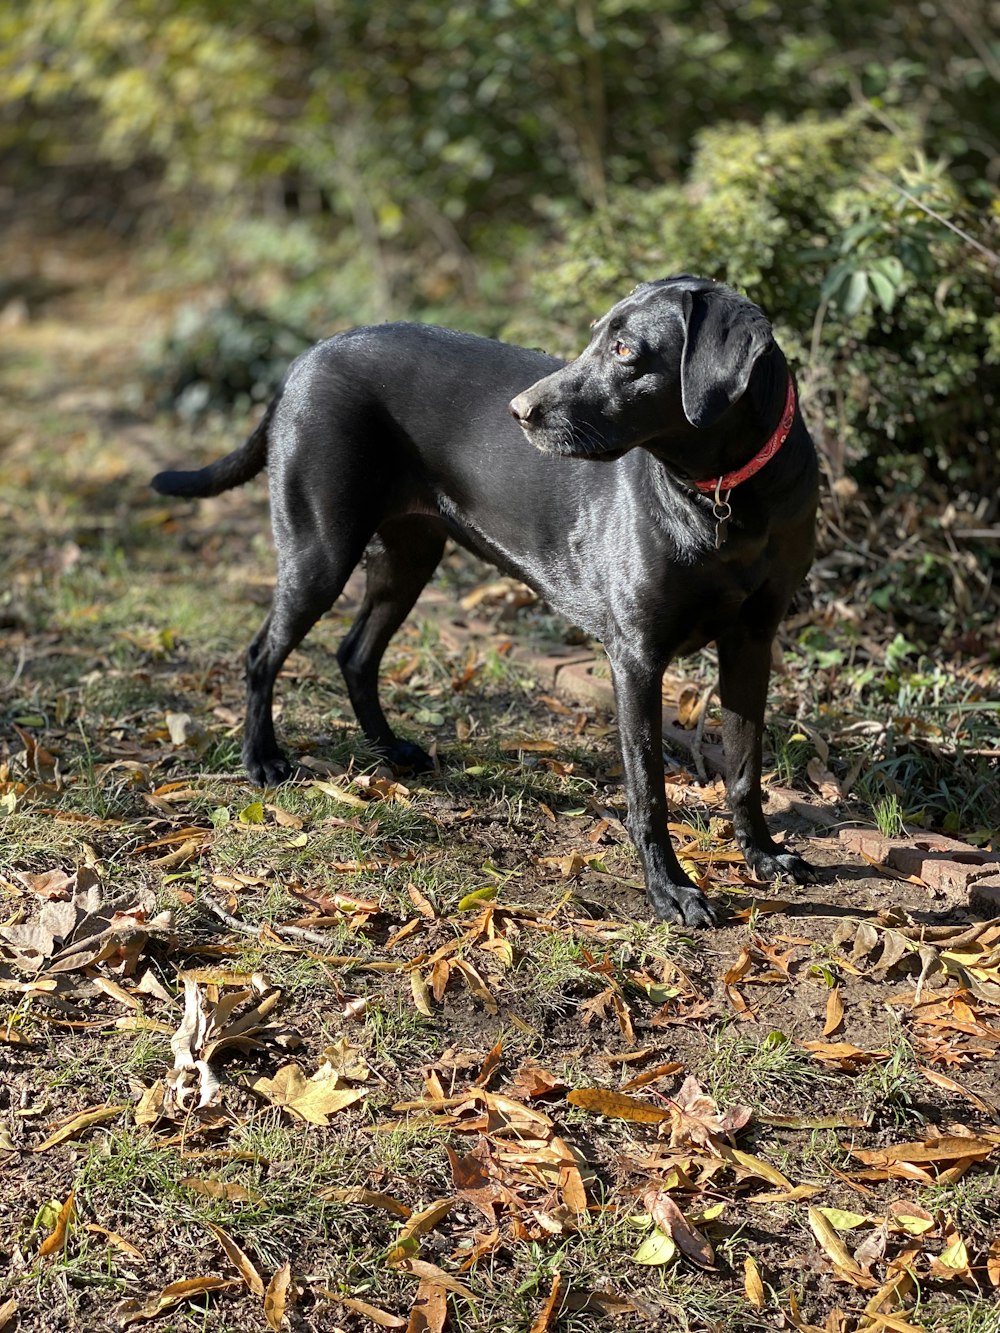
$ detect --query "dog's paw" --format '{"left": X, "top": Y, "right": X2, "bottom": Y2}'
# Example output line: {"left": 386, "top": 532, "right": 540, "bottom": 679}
{"left": 380, "top": 739, "right": 436, "bottom": 773}
{"left": 244, "top": 750, "right": 293, "bottom": 787}
{"left": 745, "top": 847, "right": 815, "bottom": 885}
{"left": 647, "top": 880, "right": 720, "bottom": 928}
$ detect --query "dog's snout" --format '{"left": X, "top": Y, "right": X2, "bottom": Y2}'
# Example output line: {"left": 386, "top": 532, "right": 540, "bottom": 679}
{"left": 509, "top": 392, "right": 538, "bottom": 424}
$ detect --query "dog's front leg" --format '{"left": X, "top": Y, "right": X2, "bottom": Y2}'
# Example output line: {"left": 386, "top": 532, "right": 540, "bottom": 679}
{"left": 717, "top": 626, "right": 813, "bottom": 883}
{"left": 610, "top": 652, "right": 718, "bottom": 927}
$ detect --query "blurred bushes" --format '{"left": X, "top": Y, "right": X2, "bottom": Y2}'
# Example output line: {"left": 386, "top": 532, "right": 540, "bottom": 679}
{"left": 150, "top": 301, "right": 311, "bottom": 417}
{"left": 521, "top": 114, "right": 1000, "bottom": 495}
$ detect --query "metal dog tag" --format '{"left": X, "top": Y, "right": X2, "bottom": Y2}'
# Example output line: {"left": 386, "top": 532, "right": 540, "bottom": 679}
{"left": 712, "top": 483, "right": 732, "bottom": 549}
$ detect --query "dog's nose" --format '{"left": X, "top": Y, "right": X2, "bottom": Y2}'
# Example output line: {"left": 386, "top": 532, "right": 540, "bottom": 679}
{"left": 509, "top": 393, "right": 538, "bottom": 424}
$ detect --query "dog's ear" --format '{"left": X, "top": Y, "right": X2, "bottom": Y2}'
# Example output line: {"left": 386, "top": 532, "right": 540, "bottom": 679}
{"left": 679, "top": 290, "right": 773, "bottom": 429}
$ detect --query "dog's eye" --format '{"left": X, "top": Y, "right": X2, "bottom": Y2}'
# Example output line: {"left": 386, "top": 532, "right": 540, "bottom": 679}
{"left": 612, "top": 340, "right": 634, "bottom": 359}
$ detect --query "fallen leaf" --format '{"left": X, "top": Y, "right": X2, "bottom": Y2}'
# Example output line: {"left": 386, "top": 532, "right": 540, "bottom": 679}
{"left": 390, "top": 1258, "right": 476, "bottom": 1303}
{"left": 405, "top": 1278, "right": 448, "bottom": 1333}
{"left": 824, "top": 987, "right": 845, "bottom": 1037}
{"left": 807, "top": 1206, "right": 866, "bottom": 1279}
{"left": 744, "top": 1255, "right": 765, "bottom": 1307}
{"left": 180, "top": 1177, "right": 265, "bottom": 1208}
{"left": 38, "top": 1189, "right": 75, "bottom": 1257}
{"left": 529, "top": 1271, "right": 563, "bottom": 1333}
{"left": 118, "top": 1276, "right": 238, "bottom": 1325}
{"left": 264, "top": 1261, "right": 292, "bottom": 1331}
{"left": 83, "top": 1223, "right": 146, "bottom": 1264}
{"left": 205, "top": 1221, "right": 265, "bottom": 1296}
{"left": 388, "top": 1197, "right": 456, "bottom": 1261}
{"left": 632, "top": 1227, "right": 677, "bottom": 1265}
{"left": 566, "top": 1087, "right": 670, "bottom": 1124}
{"left": 252, "top": 1063, "right": 365, "bottom": 1126}
{"left": 320, "top": 1291, "right": 406, "bottom": 1328}
{"left": 319, "top": 1186, "right": 411, "bottom": 1217}
{"left": 33, "top": 1104, "right": 125, "bottom": 1153}
{"left": 642, "top": 1188, "right": 715, "bottom": 1268}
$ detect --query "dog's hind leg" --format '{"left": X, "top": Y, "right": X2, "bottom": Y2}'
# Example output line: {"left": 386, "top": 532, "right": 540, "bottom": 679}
{"left": 243, "top": 530, "right": 370, "bottom": 786}
{"left": 717, "top": 618, "right": 814, "bottom": 885}
{"left": 337, "top": 516, "right": 448, "bottom": 771}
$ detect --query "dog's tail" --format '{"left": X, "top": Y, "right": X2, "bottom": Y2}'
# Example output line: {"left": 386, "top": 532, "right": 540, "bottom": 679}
{"left": 151, "top": 393, "right": 279, "bottom": 499}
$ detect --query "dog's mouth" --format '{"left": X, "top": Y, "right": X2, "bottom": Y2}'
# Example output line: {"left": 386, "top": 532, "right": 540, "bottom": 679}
{"left": 517, "top": 417, "right": 627, "bottom": 462}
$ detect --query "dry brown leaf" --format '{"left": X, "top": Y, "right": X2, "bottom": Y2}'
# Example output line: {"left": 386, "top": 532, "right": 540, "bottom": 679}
{"left": 37, "top": 1189, "right": 75, "bottom": 1258}
{"left": 850, "top": 1135, "right": 998, "bottom": 1168}
{"left": 322, "top": 1291, "right": 406, "bottom": 1328}
{"left": 251, "top": 1063, "right": 365, "bottom": 1126}
{"left": 510, "top": 1060, "right": 568, "bottom": 1100}
{"left": 665, "top": 1075, "right": 751, "bottom": 1152}
{"left": 407, "top": 881, "right": 438, "bottom": 919}
{"left": 566, "top": 1087, "right": 669, "bottom": 1125}
{"left": 83, "top": 1223, "right": 146, "bottom": 1264}
{"left": 987, "top": 1237, "right": 1000, "bottom": 1288}
{"left": 388, "top": 1198, "right": 456, "bottom": 1261}
{"left": 391, "top": 1259, "right": 476, "bottom": 1304}
{"left": 33, "top": 1103, "right": 125, "bottom": 1153}
{"left": 642, "top": 1188, "right": 715, "bottom": 1268}
{"left": 620, "top": 1060, "right": 685, "bottom": 1091}
{"left": 528, "top": 1271, "right": 563, "bottom": 1333}
{"left": 918, "top": 1067, "right": 997, "bottom": 1116}
{"left": 824, "top": 987, "right": 845, "bottom": 1037}
{"left": 807, "top": 1207, "right": 867, "bottom": 1280}
{"left": 118, "top": 1276, "right": 238, "bottom": 1325}
{"left": 405, "top": 1278, "right": 448, "bottom": 1333}
{"left": 180, "top": 1176, "right": 265, "bottom": 1204}
{"left": 0, "top": 1297, "right": 18, "bottom": 1332}
{"left": 264, "top": 1261, "right": 292, "bottom": 1331}
{"left": 319, "top": 1186, "right": 411, "bottom": 1217}
{"left": 205, "top": 1221, "right": 265, "bottom": 1296}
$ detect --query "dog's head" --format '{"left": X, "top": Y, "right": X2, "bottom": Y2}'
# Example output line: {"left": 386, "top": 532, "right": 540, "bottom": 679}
{"left": 509, "top": 276, "right": 778, "bottom": 474}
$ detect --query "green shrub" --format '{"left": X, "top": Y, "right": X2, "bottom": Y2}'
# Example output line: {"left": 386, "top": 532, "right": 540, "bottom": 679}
{"left": 520, "top": 112, "right": 1000, "bottom": 497}
{"left": 149, "top": 299, "right": 313, "bottom": 417}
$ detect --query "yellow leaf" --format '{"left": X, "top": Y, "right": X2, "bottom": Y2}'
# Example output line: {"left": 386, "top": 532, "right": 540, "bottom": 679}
{"left": 567, "top": 1087, "right": 670, "bottom": 1124}
{"left": 744, "top": 1255, "right": 765, "bottom": 1308}
{"left": 457, "top": 885, "right": 497, "bottom": 910}
{"left": 817, "top": 1206, "right": 869, "bottom": 1231}
{"left": 937, "top": 1237, "right": 970, "bottom": 1271}
{"left": 632, "top": 1228, "right": 677, "bottom": 1265}
{"left": 410, "top": 969, "right": 435, "bottom": 1017}
{"left": 310, "top": 781, "right": 367, "bottom": 809}
{"left": 252, "top": 1064, "right": 365, "bottom": 1126}
{"left": 727, "top": 1149, "right": 792, "bottom": 1190}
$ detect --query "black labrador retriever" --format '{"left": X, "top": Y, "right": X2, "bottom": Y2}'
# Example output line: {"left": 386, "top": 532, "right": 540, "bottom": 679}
{"left": 153, "top": 275, "right": 819, "bottom": 926}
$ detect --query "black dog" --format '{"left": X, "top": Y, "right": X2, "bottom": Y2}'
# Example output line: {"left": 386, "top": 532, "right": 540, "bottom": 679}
{"left": 153, "top": 276, "right": 819, "bottom": 926}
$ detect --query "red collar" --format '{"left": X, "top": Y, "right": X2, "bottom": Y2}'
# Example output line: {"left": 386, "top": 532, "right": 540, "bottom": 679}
{"left": 694, "top": 374, "right": 797, "bottom": 494}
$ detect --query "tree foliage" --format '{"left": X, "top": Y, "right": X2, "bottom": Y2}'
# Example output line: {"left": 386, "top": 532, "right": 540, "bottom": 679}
{"left": 522, "top": 113, "right": 1000, "bottom": 492}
